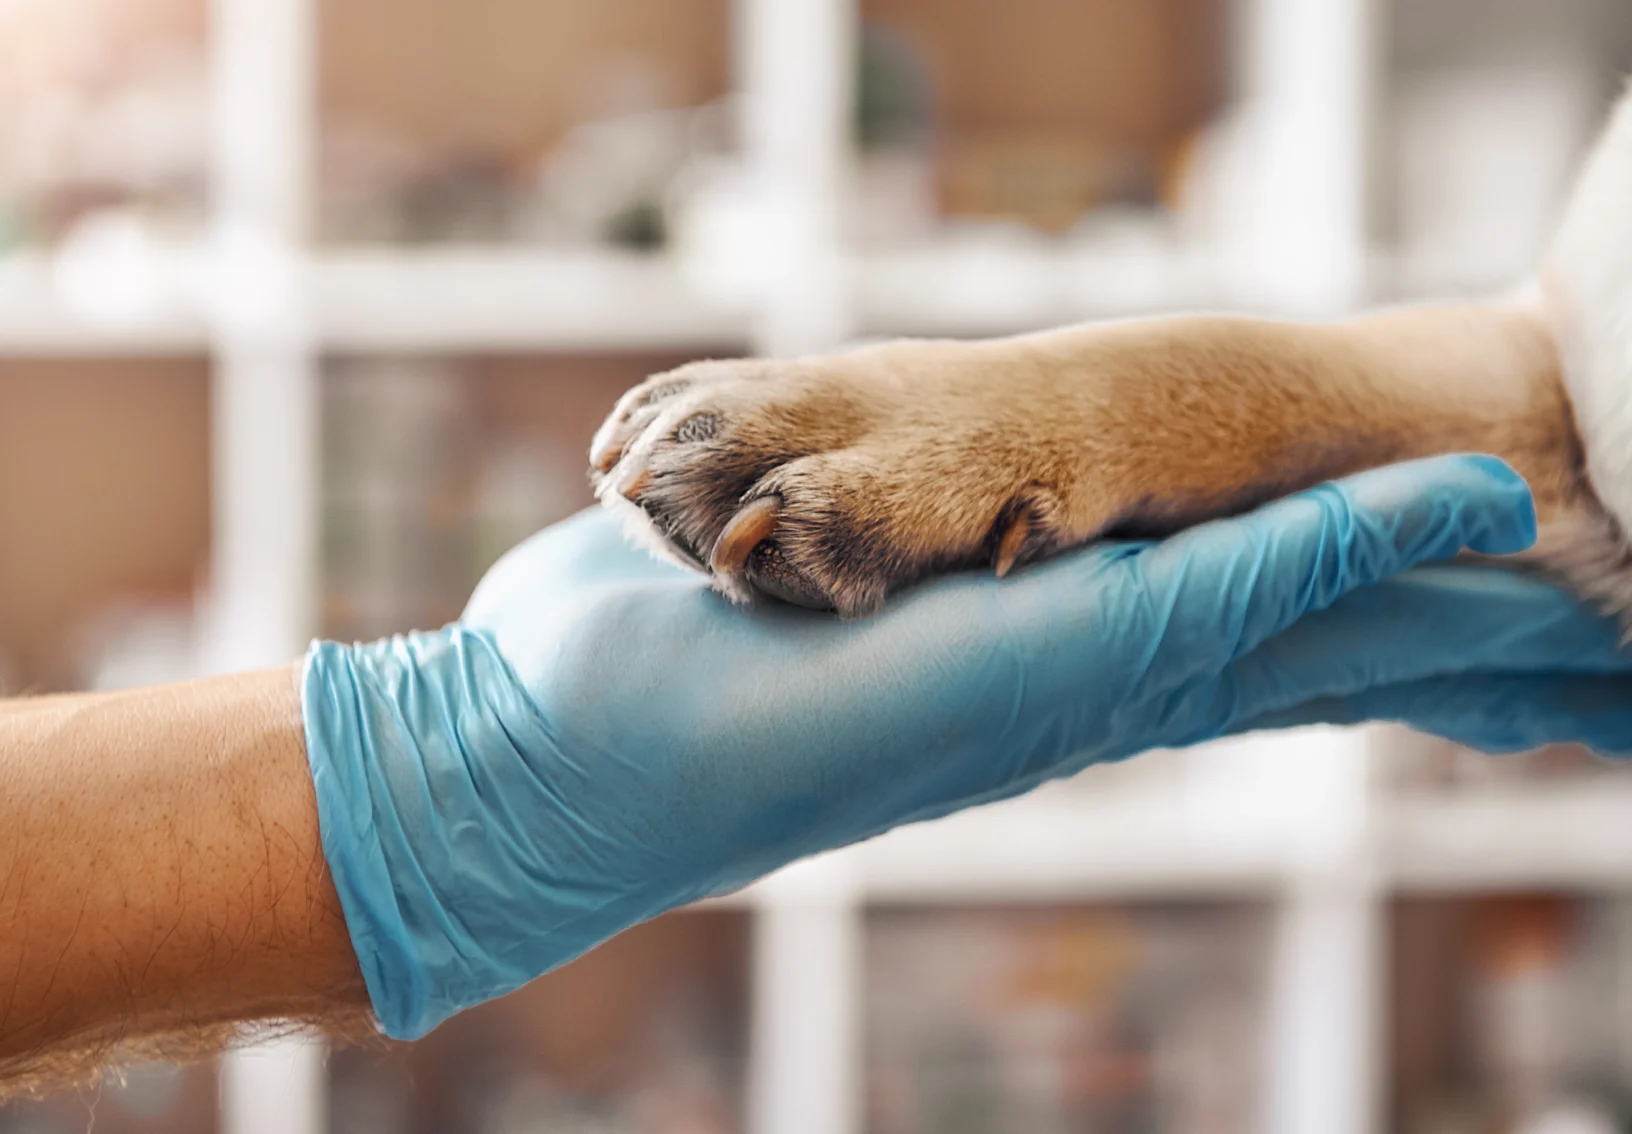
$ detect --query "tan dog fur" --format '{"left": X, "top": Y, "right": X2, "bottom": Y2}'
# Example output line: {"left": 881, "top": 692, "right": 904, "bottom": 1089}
{"left": 592, "top": 90, "right": 1632, "bottom": 621}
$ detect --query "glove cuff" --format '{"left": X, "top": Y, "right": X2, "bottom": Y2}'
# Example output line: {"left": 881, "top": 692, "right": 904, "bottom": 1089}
{"left": 303, "top": 629, "right": 543, "bottom": 1040}
{"left": 301, "top": 635, "right": 439, "bottom": 1038}
{"left": 302, "top": 624, "right": 687, "bottom": 1040}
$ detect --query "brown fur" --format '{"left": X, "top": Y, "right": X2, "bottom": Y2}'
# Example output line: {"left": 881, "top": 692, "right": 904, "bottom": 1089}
{"left": 591, "top": 299, "right": 1603, "bottom": 617}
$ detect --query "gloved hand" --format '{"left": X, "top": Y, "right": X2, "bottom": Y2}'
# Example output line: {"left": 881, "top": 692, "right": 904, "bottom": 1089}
{"left": 300, "top": 454, "right": 1632, "bottom": 1041}
{"left": 1250, "top": 565, "right": 1632, "bottom": 751}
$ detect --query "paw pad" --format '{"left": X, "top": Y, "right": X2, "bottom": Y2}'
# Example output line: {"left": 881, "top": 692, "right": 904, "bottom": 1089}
{"left": 676, "top": 412, "right": 724, "bottom": 444}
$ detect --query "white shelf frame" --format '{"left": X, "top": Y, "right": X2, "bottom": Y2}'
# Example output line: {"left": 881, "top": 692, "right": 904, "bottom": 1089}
{"left": 12, "top": 0, "right": 1627, "bottom": 1131}
{"left": 207, "top": 0, "right": 326, "bottom": 1126}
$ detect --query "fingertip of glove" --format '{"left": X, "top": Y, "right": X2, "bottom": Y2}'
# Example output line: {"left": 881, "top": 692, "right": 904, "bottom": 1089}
{"left": 1339, "top": 455, "right": 1535, "bottom": 563}
{"left": 1371, "top": 454, "right": 1536, "bottom": 558}
{"left": 1453, "top": 454, "right": 1537, "bottom": 555}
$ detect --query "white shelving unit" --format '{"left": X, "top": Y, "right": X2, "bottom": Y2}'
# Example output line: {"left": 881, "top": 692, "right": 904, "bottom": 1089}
{"left": 5, "top": 0, "right": 1629, "bottom": 1131}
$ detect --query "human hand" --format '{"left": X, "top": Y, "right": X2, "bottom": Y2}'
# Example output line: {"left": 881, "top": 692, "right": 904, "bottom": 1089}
{"left": 299, "top": 454, "right": 1625, "bottom": 1040}
{"left": 1248, "top": 563, "right": 1632, "bottom": 753}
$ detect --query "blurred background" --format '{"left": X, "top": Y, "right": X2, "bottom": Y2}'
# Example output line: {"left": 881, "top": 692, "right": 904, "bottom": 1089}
{"left": 2, "top": 0, "right": 1632, "bottom": 1131}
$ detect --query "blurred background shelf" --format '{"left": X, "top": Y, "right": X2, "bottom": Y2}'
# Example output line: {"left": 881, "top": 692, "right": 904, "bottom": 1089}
{"left": 850, "top": 794, "right": 1294, "bottom": 904}
{"left": 733, "top": 779, "right": 1632, "bottom": 909}
{"left": 1385, "top": 784, "right": 1632, "bottom": 893}
{"left": 1387, "top": 892, "right": 1632, "bottom": 1134}
{"left": 0, "top": 248, "right": 211, "bottom": 354}
{"left": 326, "top": 911, "right": 751, "bottom": 1134}
{"left": 863, "top": 900, "right": 1274, "bottom": 1134}
{"left": 850, "top": 236, "right": 1229, "bottom": 338}
{"left": 313, "top": 248, "right": 751, "bottom": 352}
{"left": 0, "top": 240, "right": 1528, "bottom": 359}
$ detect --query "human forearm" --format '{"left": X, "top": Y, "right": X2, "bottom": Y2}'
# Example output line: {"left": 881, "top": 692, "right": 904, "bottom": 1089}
{"left": 0, "top": 668, "right": 370, "bottom": 1094}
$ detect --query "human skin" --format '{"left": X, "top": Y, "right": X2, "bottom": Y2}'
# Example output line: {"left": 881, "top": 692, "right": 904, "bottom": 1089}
{"left": 0, "top": 668, "right": 371, "bottom": 1098}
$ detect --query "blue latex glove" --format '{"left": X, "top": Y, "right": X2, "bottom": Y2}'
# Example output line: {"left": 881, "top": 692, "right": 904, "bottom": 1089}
{"left": 300, "top": 454, "right": 1632, "bottom": 1041}
{"left": 1247, "top": 565, "right": 1632, "bottom": 752}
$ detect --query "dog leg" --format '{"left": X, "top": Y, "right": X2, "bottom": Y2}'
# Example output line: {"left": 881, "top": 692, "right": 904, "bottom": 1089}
{"left": 590, "top": 298, "right": 1590, "bottom": 615}
{"left": 592, "top": 86, "right": 1632, "bottom": 618}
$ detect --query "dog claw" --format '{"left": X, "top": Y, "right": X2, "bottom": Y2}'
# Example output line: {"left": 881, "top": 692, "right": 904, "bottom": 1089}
{"left": 995, "top": 513, "right": 1031, "bottom": 578}
{"left": 711, "top": 496, "right": 782, "bottom": 575}
{"left": 619, "top": 459, "right": 653, "bottom": 501}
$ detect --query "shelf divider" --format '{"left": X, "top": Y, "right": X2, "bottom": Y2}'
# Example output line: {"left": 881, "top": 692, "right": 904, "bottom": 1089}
{"left": 208, "top": 0, "right": 327, "bottom": 1129}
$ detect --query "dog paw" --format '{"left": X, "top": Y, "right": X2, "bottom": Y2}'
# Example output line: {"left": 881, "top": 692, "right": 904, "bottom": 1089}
{"left": 588, "top": 345, "right": 1082, "bottom": 616}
